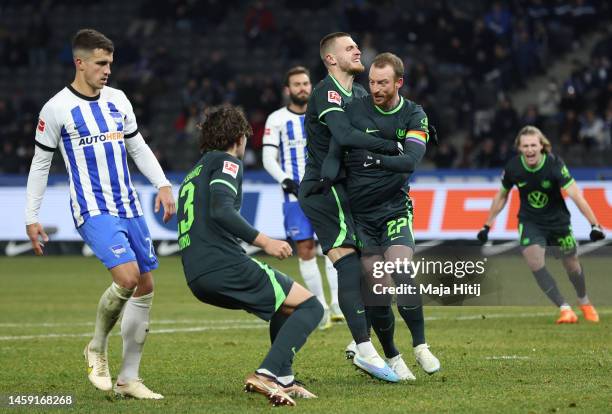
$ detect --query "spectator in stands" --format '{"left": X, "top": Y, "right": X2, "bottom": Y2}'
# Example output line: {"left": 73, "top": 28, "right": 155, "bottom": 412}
{"left": 484, "top": 1, "right": 513, "bottom": 40}
{"left": 578, "top": 108, "right": 606, "bottom": 151}
{"left": 538, "top": 78, "right": 561, "bottom": 120}
{"left": 432, "top": 141, "right": 458, "bottom": 168}
{"left": 492, "top": 97, "right": 519, "bottom": 142}
{"left": 559, "top": 109, "right": 580, "bottom": 149}
{"left": 521, "top": 105, "right": 544, "bottom": 129}
{"left": 245, "top": 0, "right": 277, "bottom": 48}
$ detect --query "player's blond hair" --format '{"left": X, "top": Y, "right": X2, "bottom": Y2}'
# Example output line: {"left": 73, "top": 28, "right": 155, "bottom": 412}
{"left": 514, "top": 125, "right": 552, "bottom": 153}
{"left": 319, "top": 32, "right": 351, "bottom": 65}
{"left": 371, "top": 53, "right": 404, "bottom": 80}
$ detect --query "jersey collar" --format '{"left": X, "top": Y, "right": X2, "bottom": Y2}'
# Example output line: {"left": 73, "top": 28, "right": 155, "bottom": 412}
{"left": 520, "top": 153, "right": 547, "bottom": 172}
{"left": 67, "top": 84, "right": 100, "bottom": 101}
{"left": 374, "top": 96, "right": 404, "bottom": 115}
{"left": 286, "top": 106, "right": 306, "bottom": 115}
{"left": 328, "top": 73, "right": 352, "bottom": 97}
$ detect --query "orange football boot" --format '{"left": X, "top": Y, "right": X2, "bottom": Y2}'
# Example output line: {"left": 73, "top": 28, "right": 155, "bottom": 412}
{"left": 579, "top": 304, "right": 600, "bottom": 323}
{"left": 556, "top": 308, "right": 578, "bottom": 324}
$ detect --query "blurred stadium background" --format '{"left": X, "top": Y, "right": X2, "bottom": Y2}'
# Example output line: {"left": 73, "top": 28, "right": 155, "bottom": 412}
{"left": 1, "top": 0, "right": 611, "bottom": 250}
{"left": 1, "top": 2, "right": 611, "bottom": 412}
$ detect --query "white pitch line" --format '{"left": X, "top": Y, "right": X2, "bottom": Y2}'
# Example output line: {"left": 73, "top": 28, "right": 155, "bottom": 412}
{"left": 0, "top": 319, "right": 266, "bottom": 328}
{"left": 485, "top": 356, "right": 530, "bottom": 360}
{"left": 1, "top": 310, "right": 610, "bottom": 342}
{"left": 0, "top": 324, "right": 268, "bottom": 341}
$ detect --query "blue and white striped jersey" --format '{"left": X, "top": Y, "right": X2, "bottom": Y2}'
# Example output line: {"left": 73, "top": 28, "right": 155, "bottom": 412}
{"left": 262, "top": 107, "right": 308, "bottom": 185}
{"left": 35, "top": 85, "right": 143, "bottom": 226}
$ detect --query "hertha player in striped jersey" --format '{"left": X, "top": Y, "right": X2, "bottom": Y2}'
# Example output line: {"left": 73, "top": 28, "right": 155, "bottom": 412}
{"left": 25, "top": 29, "right": 175, "bottom": 399}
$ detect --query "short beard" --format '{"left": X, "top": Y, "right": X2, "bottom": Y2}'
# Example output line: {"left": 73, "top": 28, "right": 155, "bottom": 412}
{"left": 289, "top": 93, "right": 309, "bottom": 106}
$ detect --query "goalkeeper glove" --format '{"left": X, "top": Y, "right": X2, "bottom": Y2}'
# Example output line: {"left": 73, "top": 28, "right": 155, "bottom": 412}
{"left": 477, "top": 224, "right": 490, "bottom": 244}
{"left": 589, "top": 224, "right": 605, "bottom": 241}
{"left": 281, "top": 178, "right": 299, "bottom": 197}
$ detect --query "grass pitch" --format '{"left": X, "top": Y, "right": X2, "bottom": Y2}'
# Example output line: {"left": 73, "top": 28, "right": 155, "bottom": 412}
{"left": 0, "top": 256, "right": 610, "bottom": 413}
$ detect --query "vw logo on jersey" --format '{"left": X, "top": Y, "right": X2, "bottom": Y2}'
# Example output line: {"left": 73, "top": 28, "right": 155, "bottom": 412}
{"left": 527, "top": 191, "right": 549, "bottom": 208}
{"left": 396, "top": 128, "right": 406, "bottom": 139}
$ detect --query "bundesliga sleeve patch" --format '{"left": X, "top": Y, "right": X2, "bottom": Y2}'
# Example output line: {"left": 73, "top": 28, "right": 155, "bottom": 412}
{"left": 327, "top": 90, "right": 342, "bottom": 106}
{"left": 37, "top": 118, "right": 45, "bottom": 133}
{"left": 263, "top": 127, "right": 270, "bottom": 137}
{"left": 222, "top": 160, "right": 239, "bottom": 178}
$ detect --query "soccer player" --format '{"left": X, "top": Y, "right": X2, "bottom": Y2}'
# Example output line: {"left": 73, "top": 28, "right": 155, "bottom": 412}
{"left": 298, "top": 32, "right": 402, "bottom": 382}
{"left": 478, "top": 125, "right": 605, "bottom": 323}
{"left": 178, "top": 105, "right": 323, "bottom": 407}
{"left": 262, "top": 66, "right": 342, "bottom": 329}
{"left": 342, "top": 53, "right": 441, "bottom": 379}
{"left": 25, "top": 29, "right": 175, "bottom": 399}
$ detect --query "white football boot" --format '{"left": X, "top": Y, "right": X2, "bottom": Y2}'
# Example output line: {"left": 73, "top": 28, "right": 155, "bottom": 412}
{"left": 385, "top": 354, "right": 416, "bottom": 381}
{"left": 345, "top": 340, "right": 357, "bottom": 359}
{"left": 83, "top": 341, "right": 112, "bottom": 391}
{"left": 414, "top": 343, "right": 440, "bottom": 374}
{"left": 318, "top": 307, "right": 332, "bottom": 330}
{"left": 330, "top": 303, "right": 345, "bottom": 322}
{"left": 114, "top": 378, "right": 164, "bottom": 399}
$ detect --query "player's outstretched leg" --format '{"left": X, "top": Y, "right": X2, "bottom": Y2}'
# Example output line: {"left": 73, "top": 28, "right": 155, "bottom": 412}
{"left": 333, "top": 252, "right": 399, "bottom": 382}
{"left": 563, "top": 256, "right": 599, "bottom": 323}
{"left": 86, "top": 279, "right": 134, "bottom": 391}
{"left": 114, "top": 272, "right": 163, "bottom": 399}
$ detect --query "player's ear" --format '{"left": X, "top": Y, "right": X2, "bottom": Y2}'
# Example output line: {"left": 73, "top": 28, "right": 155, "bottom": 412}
{"left": 325, "top": 53, "right": 336, "bottom": 67}
{"left": 397, "top": 77, "right": 404, "bottom": 88}
{"left": 283, "top": 85, "right": 290, "bottom": 96}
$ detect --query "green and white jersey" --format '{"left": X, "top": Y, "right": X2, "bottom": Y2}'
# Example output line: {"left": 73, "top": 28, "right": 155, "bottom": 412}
{"left": 501, "top": 153, "right": 575, "bottom": 228}
{"left": 303, "top": 74, "right": 368, "bottom": 181}
{"left": 345, "top": 95, "right": 428, "bottom": 215}
{"left": 177, "top": 151, "right": 249, "bottom": 281}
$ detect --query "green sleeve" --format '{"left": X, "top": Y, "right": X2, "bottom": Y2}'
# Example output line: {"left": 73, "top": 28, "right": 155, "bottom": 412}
{"left": 554, "top": 158, "right": 575, "bottom": 189}
{"left": 209, "top": 156, "right": 259, "bottom": 243}
{"left": 501, "top": 165, "right": 513, "bottom": 190}
{"left": 379, "top": 140, "right": 426, "bottom": 173}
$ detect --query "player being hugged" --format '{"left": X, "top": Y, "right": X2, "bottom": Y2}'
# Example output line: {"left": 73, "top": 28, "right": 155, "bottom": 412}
{"left": 299, "top": 32, "right": 404, "bottom": 383}
{"left": 342, "top": 53, "right": 440, "bottom": 380}
{"left": 262, "top": 66, "right": 343, "bottom": 329}
{"left": 25, "top": 29, "right": 175, "bottom": 399}
{"left": 478, "top": 126, "right": 605, "bottom": 323}
{"left": 177, "top": 105, "right": 323, "bottom": 407}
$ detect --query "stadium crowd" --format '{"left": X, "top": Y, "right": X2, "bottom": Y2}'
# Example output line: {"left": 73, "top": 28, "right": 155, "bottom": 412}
{"left": 1, "top": 0, "right": 611, "bottom": 173}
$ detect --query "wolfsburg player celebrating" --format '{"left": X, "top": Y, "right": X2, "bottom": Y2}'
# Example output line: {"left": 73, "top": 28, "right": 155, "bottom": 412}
{"left": 342, "top": 53, "right": 440, "bottom": 380}
{"left": 262, "top": 66, "right": 342, "bottom": 329}
{"left": 478, "top": 126, "right": 605, "bottom": 323}
{"left": 298, "top": 32, "right": 403, "bottom": 383}
{"left": 178, "top": 106, "right": 322, "bottom": 407}
{"left": 25, "top": 29, "right": 175, "bottom": 399}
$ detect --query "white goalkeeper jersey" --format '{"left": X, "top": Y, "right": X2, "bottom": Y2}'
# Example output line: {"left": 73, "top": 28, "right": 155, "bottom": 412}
{"left": 34, "top": 85, "right": 143, "bottom": 226}
{"left": 262, "top": 107, "right": 307, "bottom": 184}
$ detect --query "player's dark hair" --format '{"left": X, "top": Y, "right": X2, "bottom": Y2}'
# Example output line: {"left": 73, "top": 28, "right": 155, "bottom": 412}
{"left": 284, "top": 66, "right": 310, "bottom": 86}
{"left": 198, "top": 105, "right": 252, "bottom": 153}
{"left": 72, "top": 29, "right": 114, "bottom": 55}
{"left": 371, "top": 53, "right": 404, "bottom": 80}
{"left": 319, "top": 32, "right": 351, "bottom": 62}
{"left": 514, "top": 125, "right": 552, "bottom": 154}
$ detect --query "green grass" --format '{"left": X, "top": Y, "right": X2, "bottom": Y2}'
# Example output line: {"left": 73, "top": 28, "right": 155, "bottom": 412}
{"left": 0, "top": 256, "right": 610, "bottom": 413}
